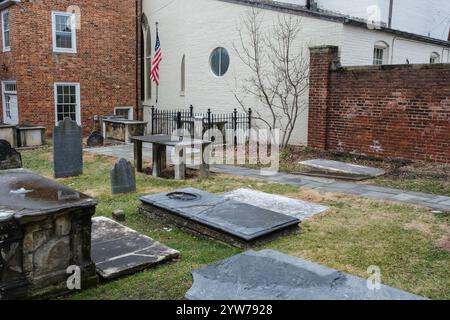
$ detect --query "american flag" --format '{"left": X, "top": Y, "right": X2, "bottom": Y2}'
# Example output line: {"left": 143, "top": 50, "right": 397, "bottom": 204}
{"left": 151, "top": 31, "right": 162, "bottom": 85}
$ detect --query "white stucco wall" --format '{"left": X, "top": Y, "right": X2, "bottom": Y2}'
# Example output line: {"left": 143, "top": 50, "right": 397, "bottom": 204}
{"left": 142, "top": 0, "right": 450, "bottom": 145}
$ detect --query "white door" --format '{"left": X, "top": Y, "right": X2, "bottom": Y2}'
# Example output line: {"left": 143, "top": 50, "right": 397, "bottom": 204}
{"left": 2, "top": 81, "right": 18, "bottom": 125}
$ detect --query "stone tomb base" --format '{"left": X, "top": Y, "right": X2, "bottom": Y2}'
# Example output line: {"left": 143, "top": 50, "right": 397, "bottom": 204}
{"left": 186, "top": 250, "right": 425, "bottom": 300}
{"left": 139, "top": 188, "right": 300, "bottom": 248}
{"left": 91, "top": 217, "right": 180, "bottom": 279}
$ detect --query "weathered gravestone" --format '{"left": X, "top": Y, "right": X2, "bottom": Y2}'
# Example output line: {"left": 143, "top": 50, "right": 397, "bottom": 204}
{"left": 53, "top": 118, "right": 83, "bottom": 178}
{"left": 87, "top": 131, "right": 104, "bottom": 147}
{"left": 111, "top": 158, "right": 136, "bottom": 194}
{"left": 0, "top": 140, "right": 22, "bottom": 170}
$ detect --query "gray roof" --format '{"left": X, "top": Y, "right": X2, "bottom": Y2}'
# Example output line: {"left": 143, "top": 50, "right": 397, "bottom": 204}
{"left": 218, "top": 0, "right": 450, "bottom": 48}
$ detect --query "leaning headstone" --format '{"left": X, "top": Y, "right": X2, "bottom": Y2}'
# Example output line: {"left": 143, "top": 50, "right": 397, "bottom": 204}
{"left": 0, "top": 140, "right": 22, "bottom": 170}
{"left": 53, "top": 118, "right": 83, "bottom": 178}
{"left": 111, "top": 158, "right": 136, "bottom": 194}
{"left": 87, "top": 131, "right": 104, "bottom": 147}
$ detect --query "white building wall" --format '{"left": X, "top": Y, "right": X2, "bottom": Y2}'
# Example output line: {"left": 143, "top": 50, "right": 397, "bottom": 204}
{"left": 142, "top": 0, "right": 450, "bottom": 145}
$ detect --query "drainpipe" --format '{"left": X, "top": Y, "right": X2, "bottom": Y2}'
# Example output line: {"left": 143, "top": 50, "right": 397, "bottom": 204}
{"left": 135, "top": 0, "right": 141, "bottom": 121}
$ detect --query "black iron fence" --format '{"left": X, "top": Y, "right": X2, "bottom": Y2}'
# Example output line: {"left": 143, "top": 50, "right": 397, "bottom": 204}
{"left": 150, "top": 105, "right": 252, "bottom": 145}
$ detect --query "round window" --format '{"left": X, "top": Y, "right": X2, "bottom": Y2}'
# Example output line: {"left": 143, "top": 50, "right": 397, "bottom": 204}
{"left": 210, "top": 47, "right": 230, "bottom": 77}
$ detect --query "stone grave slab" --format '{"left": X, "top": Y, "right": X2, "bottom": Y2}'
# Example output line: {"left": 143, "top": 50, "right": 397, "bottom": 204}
{"left": 299, "top": 159, "right": 385, "bottom": 180}
{"left": 110, "top": 158, "right": 136, "bottom": 194}
{"left": 186, "top": 250, "right": 425, "bottom": 300}
{"left": 139, "top": 188, "right": 300, "bottom": 248}
{"left": 91, "top": 217, "right": 180, "bottom": 279}
{"left": 223, "top": 188, "right": 329, "bottom": 220}
{"left": 53, "top": 118, "right": 83, "bottom": 178}
{"left": 0, "top": 140, "right": 22, "bottom": 170}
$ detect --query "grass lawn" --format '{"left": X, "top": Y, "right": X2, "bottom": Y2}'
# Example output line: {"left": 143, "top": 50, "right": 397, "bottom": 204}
{"left": 21, "top": 148, "right": 450, "bottom": 300}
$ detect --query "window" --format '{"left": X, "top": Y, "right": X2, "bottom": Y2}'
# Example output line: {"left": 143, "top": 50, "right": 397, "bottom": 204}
{"left": 210, "top": 47, "right": 230, "bottom": 76}
{"left": 430, "top": 52, "right": 440, "bottom": 64}
{"left": 114, "top": 107, "right": 133, "bottom": 120}
{"left": 145, "top": 28, "right": 152, "bottom": 100}
{"left": 180, "top": 55, "right": 186, "bottom": 95}
{"left": 54, "top": 83, "right": 80, "bottom": 124}
{"left": 2, "top": 10, "right": 10, "bottom": 52}
{"left": 52, "top": 11, "right": 76, "bottom": 53}
{"left": 373, "top": 41, "right": 389, "bottom": 65}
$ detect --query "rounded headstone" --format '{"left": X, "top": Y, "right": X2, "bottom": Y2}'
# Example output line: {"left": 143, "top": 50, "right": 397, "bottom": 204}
{"left": 87, "top": 131, "right": 104, "bottom": 147}
{"left": 0, "top": 139, "right": 22, "bottom": 170}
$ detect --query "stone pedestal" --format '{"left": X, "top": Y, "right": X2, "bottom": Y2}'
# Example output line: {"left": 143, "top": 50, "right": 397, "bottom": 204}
{"left": 0, "top": 169, "right": 98, "bottom": 300}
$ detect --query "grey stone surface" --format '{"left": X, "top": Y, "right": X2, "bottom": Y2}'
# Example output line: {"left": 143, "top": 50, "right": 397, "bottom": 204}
{"left": 53, "top": 118, "right": 83, "bottom": 178}
{"left": 112, "top": 209, "right": 126, "bottom": 222}
{"left": 140, "top": 188, "right": 300, "bottom": 241}
{"left": 186, "top": 250, "right": 425, "bottom": 300}
{"left": 299, "top": 159, "right": 385, "bottom": 179}
{"left": 91, "top": 217, "right": 180, "bottom": 279}
{"left": 110, "top": 158, "right": 136, "bottom": 194}
{"left": 0, "top": 140, "right": 22, "bottom": 170}
{"left": 223, "top": 188, "right": 329, "bottom": 220}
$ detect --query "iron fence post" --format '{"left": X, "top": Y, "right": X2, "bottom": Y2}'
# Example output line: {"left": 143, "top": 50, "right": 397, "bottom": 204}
{"left": 151, "top": 105, "right": 155, "bottom": 135}
{"left": 233, "top": 108, "right": 238, "bottom": 146}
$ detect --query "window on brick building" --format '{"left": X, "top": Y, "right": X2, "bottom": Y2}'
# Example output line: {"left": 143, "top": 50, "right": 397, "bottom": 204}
{"left": 52, "top": 12, "right": 77, "bottom": 53}
{"left": 430, "top": 52, "right": 440, "bottom": 64}
{"left": 373, "top": 41, "right": 389, "bottom": 65}
{"left": 2, "top": 10, "right": 10, "bottom": 52}
{"left": 54, "top": 83, "right": 80, "bottom": 124}
{"left": 114, "top": 107, "right": 133, "bottom": 120}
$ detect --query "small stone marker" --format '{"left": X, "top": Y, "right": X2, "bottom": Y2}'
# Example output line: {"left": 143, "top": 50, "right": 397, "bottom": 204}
{"left": 299, "top": 159, "right": 385, "bottom": 180}
{"left": 223, "top": 188, "right": 329, "bottom": 221}
{"left": 87, "top": 131, "right": 104, "bottom": 147}
{"left": 112, "top": 209, "right": 126, "bottom": 222}
{"left": 110, "top": 158, "right": 136, "bottom": 194}
{"left": 186, "top": 250, "right": 425, "bottom": 300}
{"left": 0, "top": 140, "right": 22, "bottom": 170}
{"left": 91, "top": 217, "right": 180, "bottom": 279}
{"left": 53, "top": 118, "right": 83, "bottom": 178}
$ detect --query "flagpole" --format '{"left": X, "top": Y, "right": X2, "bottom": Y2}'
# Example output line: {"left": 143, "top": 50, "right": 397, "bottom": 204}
{"left": 155, "top": 22, "right": 159, "bottom": 106}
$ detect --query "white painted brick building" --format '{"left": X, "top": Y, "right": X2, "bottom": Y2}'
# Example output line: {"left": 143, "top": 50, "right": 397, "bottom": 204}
{"left": 141, "top": 0, "right": 450, "bottom": 145}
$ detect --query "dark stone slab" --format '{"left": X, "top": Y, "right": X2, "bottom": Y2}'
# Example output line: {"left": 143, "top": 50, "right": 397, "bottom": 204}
{"left": 139, "top": 188, "right": 300, "bottom": 246}
{"left": 91, "top": 217, "right": 180, "bottom": 279}
{"left": 53, "top": 118, "right": 83, "bottom": 178}
{"left": 87, "top": 131, "right": 104, "bottom": 147}
{"left": 110, "top": 158, "right": 136, "bottom": 194}
{"left": 186, "top": 250, "right": 425, "bottom": 300}
{"left": 0, "top": 140, "right": 22, "bottom": 170}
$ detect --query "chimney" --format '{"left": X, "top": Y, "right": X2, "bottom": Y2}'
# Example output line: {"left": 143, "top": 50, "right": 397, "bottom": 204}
{"left": 306, "top": 0, "right": 318, "bottom": 11}
{"left": 388, "top": 0, "right": 394, "bottom": 28}
{"left": 448, "top": 29, "right": 450, "bottom": 41}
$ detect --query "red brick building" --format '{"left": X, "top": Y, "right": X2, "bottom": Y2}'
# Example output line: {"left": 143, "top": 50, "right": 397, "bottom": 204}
{"left": 0, "top": 0, "right": 141, "bottom": 134}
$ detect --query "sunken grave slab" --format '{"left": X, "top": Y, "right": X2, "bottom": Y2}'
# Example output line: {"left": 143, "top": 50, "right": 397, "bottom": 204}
{"left": 0, "top": 169, "right": 98, "bottom": 300}
{"left": 139, "top": 188, "right": 300, "bottom": 248}
{"left": 91, "top": 217, "right": 180, "bottom": 279}
{"left": 223, "top": 188, "right": 329, "bottom": 221}
{"left": 186, "top": 250, "right": 425, "bottom": 300}
{"left": 299, "top": 159, "right": 385, "bottom": 181}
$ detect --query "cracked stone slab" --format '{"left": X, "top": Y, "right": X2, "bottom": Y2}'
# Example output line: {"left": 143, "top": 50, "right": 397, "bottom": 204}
{"left": 299, "top": 159, "right": 385, "bottom": 180}
{"left": 91, "top": 217, "right": 180, "bottom": 279}
{"left": 186, "top": 250, "right": 425, "bottom": 300}
{"left": 140, "top": 188, "right": 300, "bottom": 242}
{"left": 222, "top": 188, "right": 329, "bottom": 221}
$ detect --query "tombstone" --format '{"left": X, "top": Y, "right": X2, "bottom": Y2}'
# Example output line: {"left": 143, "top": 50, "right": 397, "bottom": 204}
{"left": 87, "top": 131, "right": 104, "bottom": 147}
{"left": 111, "top": 158, "right": 136, "bottom": 194}
{"left": 53, "top": 118, "right": 83, "bottom": 178}
{"left": 0, "top": 140, "right": 22, "bottom": 170}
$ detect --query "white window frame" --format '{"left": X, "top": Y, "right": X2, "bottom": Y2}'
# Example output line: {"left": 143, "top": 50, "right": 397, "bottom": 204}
{"left": 430, "top": 52, "right": 440, "bottom": 64}
{"left": 2, "top": 80, "right": 17, "bottom": 124}
{"left": 54, "top": 82, "right": 81, "bottom": 125}
{"left": 2, "top": 9, "right": 10, "bottom": 52}
{"left": 52, "top": 11, "right": 77, "bottom": 54}
{"left": 373, "top": 41, "right": 389, "bottom": 65}
{"left": 114, "top": 106, "right": 134, "bottom": 120}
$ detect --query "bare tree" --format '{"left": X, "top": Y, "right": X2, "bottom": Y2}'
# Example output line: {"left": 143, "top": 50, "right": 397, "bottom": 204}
{"left": 233, "top": 9, "right": 309, "bottom": 147}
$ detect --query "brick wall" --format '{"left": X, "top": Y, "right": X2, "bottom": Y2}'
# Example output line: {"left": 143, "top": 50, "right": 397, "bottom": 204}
{"left": 0, "top": 0, "right": 140, "bottom": 135}
{"left": 308, "top": 46, "right": 450, "bottom": 163}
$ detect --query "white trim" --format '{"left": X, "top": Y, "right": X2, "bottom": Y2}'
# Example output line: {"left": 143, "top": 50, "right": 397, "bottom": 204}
{"left": 54, "top": 82, "right": 81, "bottom": 125}
{"left": 114, "top": 106, "right": 134, "bottom": 120}
{"left": 2, "top": 80, "right": 18, "bottom": 125}
{"left": 2, "top": 9, "right": 10, "bottom": 52}
{"left": 52, "top": 11, "right": 77, "bottom": 54}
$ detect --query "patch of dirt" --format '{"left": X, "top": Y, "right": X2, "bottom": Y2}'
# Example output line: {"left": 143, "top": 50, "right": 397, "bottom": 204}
{"left": 442, "top": 239, "right": 450, "bottom": 252}
{"left": 404, "top": 220, "right": 433, "bottom": 235}
{"left": 277, "top": 146, "right": 450, "bottom": 184}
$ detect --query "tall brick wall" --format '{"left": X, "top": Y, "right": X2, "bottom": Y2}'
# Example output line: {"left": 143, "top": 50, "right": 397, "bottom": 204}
{"left": 0, "top": 0, "right": 139, "bottom": 134}
{"left": 308, "top": 46, "right": 450, "bottom": 163}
